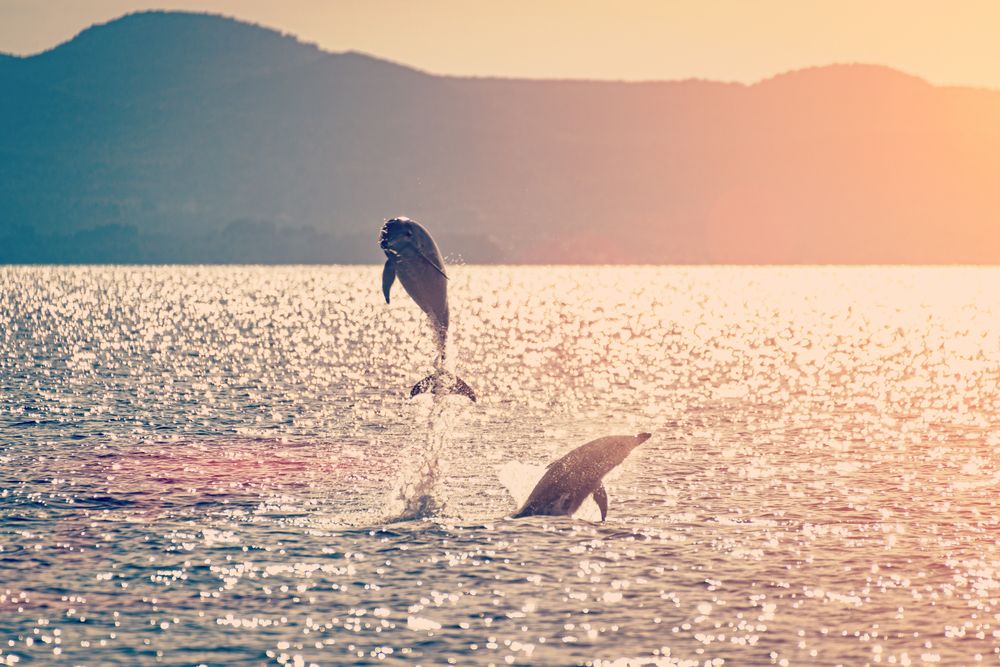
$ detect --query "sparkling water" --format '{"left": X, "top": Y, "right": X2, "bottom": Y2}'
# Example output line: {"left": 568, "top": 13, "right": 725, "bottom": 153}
{"left": 1, "top": 265, "right": 997, "bottom": 665}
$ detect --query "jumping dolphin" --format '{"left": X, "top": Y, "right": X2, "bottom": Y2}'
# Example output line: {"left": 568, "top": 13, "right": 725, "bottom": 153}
{"left": 379, "top": 217, "right": 476, "bottom": 401}
{"left": 513, "top": 432, "right": 651, "bottom": 521}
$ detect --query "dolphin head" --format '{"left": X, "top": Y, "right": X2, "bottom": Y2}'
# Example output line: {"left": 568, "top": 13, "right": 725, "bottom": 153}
{"left": 608, "top": 432, "right": 652, "bottom": 465}
{"left": 572, "top": 432, "right": 652, "bottom": 478}
{"left": 379, "top": 217, "right": 411, "bottom": 255}
{"left": 379, "top": 217, "right": 449, "bottom": 282}
{"left": 379, "top": 217, "right": 437, "bottom": 259}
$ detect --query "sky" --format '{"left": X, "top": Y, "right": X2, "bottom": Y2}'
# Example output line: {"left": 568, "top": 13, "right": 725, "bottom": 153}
{"left": 2, "top": 0, "right": 1000, "bottom": 88}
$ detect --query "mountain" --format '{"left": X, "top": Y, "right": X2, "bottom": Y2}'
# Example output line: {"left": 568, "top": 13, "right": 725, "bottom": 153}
{"left": 2, "top": 11, "right": 999, "bottom": 263}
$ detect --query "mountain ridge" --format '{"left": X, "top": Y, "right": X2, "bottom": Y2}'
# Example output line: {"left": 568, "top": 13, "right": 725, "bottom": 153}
{"left": 7, "top": 11, "right": 977, "bottom": 90}
{"left": 2, "top": 11, "right": 999, "bottom": 264}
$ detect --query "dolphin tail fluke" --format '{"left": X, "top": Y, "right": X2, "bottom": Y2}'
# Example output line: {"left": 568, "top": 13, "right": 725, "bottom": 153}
{"left": 410, "top": 372, "right": 477, "bottom": 402}
{"left": 410, "top": 375, "right": 434, "bottom": 398}
{"left": 451, "top": 376, "right": 477, "bottom": 402}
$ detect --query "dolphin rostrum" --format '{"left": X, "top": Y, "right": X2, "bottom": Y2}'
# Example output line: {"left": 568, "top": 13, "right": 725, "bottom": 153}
{"left": 379, "top": 217, "right": 476, "bottom": 401}
{"left": 513, "top": 432, "right": 651, "bottom": 521}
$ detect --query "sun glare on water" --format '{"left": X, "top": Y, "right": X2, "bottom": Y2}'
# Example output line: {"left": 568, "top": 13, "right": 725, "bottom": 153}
{"left": 0, "top": 265, "right": 997, "bottom": 665}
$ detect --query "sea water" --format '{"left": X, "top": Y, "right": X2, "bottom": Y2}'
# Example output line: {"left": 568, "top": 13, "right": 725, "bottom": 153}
{"left": 1, "top": 265, "right": 998, "bottom": 665}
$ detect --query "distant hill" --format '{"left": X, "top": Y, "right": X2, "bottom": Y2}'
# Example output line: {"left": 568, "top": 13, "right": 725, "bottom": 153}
{"left": 3, "top": 11, "right": 999, "bottom": 263}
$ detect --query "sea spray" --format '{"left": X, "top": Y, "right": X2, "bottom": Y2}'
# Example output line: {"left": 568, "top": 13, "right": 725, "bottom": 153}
{"left": 384, "top": 398, "right": 465, "bottom": 521}
{"left": 495, "top": 461, "right": 547, "bottom": 510}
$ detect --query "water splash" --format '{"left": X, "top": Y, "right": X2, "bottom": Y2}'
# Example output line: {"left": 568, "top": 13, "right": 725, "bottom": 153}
{"left": 496, "top": 461, "right": 546, "bottom": 509}
{"left": 384, "top": 398, "right": 468, "bottom": 521}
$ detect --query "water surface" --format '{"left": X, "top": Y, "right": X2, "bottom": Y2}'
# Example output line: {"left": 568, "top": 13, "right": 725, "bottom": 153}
{"left": 1, "top": 266, "right": 998, "bottom": 665}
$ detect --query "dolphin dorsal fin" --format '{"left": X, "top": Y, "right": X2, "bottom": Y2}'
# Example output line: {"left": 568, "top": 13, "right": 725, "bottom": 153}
{"left": 382, "top": 257, "right": 396, "bottom": 303}
{"left": 593, "top": 484, "right": 608, "bottom": 522}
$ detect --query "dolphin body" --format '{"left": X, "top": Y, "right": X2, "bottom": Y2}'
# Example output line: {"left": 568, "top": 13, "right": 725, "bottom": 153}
{"left": 513, "top": 432, "right": 651, "bottom": 521}
{"left": 379, "top": 217, "right": 476, "bottom": 401}
{"left": 513, "top": 433, "right": 651, "bottom": 521}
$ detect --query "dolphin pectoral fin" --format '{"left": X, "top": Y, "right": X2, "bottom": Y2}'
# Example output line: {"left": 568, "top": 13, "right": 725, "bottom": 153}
{"left": 382, "top": 258, "right": 396, "bottom": 303}
{"left": 593, "top": 484, "right": 608, "bottom": 522}
{"left": 409, "top": 372, "right": 477, "bottom": 402}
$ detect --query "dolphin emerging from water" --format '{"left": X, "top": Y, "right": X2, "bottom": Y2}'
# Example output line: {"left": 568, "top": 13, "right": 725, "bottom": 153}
{"left": 513, "top": 432, "right": 651, "bottom": 521}
{"left": 379, "top": 217, "right": 476, "bottom": 401}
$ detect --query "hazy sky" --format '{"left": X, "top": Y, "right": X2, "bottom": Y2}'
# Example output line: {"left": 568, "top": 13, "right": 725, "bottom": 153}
{"left": 3, "top": 0, "right": 1000, "bottom": 87}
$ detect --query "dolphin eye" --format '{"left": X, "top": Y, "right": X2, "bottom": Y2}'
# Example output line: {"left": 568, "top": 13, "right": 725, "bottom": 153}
{"left": 406, "top": 228, "right": 413, "bottom": 236}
